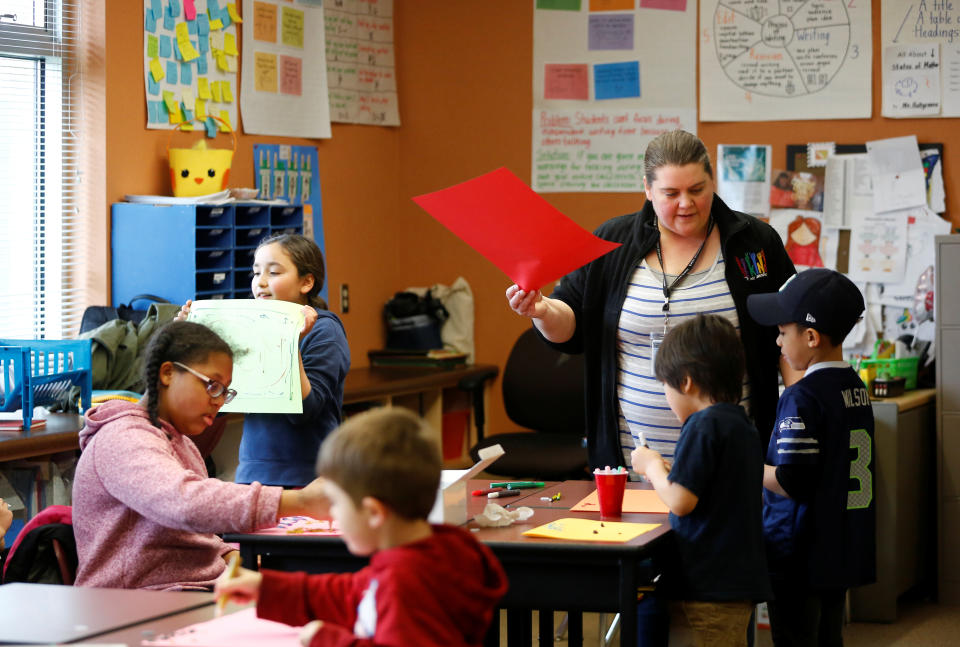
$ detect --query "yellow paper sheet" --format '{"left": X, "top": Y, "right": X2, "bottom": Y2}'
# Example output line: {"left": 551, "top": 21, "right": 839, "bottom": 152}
{"left": 211, "top": 81, "right": 223, "bottom": 103}
{"left": 222, "top": 81, "right": 234, "bottom": 103}
{"left": 175, "top": 22, "right": 200, "bottom": 62}
{"left": 570, "top": 489, "right": 670, "bottom": 514}
{"left": 209, "top": 17, "right": 224, "bottom": 30}
{"left": 522, "top": 518, "right": 660, "bottom": 543}
{"left": 227, "top": 3, "right": 243, "bottom": 23}
{"left": 149, "top": 57, "right": 165, "bottom": 82}
{"left": 195, "top": 98, "right": 206, "bottom": 120}
{"left": 218, "top": 110, "right": 232, "bottom": 132}
{"left": 197, "top": 77, "right": 212, "bottom": 100}
{"left": 224, "top": 33, "right": 239, "bottom": 56}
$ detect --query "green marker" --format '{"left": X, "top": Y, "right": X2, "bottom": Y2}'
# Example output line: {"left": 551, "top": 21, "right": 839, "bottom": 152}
{"left": 489, "top": 481, "right": 546, "bottom": 490}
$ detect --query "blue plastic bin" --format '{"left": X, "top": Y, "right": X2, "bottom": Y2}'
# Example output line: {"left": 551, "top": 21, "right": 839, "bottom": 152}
{"left": 0, "top": 339, "right": 93, "bottom": 431}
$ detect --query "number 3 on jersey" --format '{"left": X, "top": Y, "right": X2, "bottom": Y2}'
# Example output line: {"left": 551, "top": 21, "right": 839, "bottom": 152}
{"left": 848, "top": 429, "right": 872, "bottom": 510}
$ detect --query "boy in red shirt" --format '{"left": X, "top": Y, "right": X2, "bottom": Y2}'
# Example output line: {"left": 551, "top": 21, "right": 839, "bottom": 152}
{"left": 215, "top": 408, "right": 508, "bottom": 646}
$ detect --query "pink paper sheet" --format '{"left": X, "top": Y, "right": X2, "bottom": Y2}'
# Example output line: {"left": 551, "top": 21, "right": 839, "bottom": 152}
{"left": 251, "top": 515, "right": 341, "bottom": 536}
{"left": 141, "top": 607, "right": 299, "bottom": 646}
{"left": 412, "top": 168, "right": 621, "bottom": 291}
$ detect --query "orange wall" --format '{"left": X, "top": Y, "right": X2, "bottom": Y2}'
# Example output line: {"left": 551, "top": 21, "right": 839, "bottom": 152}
{"left": 105, "top": 1, "right": 960, "bottom": 438}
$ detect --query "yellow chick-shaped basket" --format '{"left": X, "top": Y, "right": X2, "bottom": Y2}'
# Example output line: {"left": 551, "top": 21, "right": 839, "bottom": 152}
{"left": 167, "top": 116, "right": 236, "bottom": 197}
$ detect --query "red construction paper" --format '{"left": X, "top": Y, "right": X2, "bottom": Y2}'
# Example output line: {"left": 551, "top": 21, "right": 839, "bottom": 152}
{"left": 412, "top": 168, "right": 621, "bottom": 291}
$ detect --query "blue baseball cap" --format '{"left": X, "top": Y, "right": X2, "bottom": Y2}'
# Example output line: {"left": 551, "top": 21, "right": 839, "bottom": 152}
{"left": 747, "top": 268, "right": 864, "bottom": 341}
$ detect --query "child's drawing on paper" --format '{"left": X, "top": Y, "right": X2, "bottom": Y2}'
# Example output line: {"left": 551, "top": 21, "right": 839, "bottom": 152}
{"left": 785, "top": 215, "right": 824, "bottom": 268}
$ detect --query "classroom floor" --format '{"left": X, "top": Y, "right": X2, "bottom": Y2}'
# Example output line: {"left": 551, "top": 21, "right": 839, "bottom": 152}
{"left": 500, "top": 594, "right": 960, "bottom": 646}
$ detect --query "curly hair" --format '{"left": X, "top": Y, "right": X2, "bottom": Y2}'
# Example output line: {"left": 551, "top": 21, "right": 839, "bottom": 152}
{"left": 141, "top": 321, "right": 234, "bottom": 428}
{"left": 257, "top": 233, "right": 328, "bottom": 310}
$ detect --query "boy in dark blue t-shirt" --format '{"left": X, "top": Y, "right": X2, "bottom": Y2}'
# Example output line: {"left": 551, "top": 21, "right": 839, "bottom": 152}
{"left": 631, "top": 314, "right": 771, "bottom": 646}
{"left": 747, "top": 268, "right": 876, "bottom": 647}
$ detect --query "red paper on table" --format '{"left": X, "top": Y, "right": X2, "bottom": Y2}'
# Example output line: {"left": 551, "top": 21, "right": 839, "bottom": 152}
{"left": 412, "top": 167, "right": 621, "bottom": 291}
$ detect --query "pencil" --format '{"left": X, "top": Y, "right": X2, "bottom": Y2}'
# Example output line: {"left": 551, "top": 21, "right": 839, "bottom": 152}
{"left": 216, "top": 552, "right": 242, "bottom": 617}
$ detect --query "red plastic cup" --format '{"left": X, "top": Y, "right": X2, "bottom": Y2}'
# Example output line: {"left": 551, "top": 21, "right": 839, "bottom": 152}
{"left": 594, "top": 471, "right": 628, "bottom": 518}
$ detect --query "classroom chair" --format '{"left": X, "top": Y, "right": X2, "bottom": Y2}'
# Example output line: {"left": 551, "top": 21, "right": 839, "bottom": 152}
{"left": 3, "top": 505, "right": 77, "bottom": 585}
{"left": 469, "top": 328, "right": 589, "bottom": 480}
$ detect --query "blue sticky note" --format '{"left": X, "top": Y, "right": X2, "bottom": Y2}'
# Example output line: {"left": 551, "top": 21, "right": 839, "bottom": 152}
{"left": 173, "top": 39, "right": 183, "bottom": 60}
{"left": 148, "top": 74, "right": 160, "bottom": 96}
{"left": 159, "top": 35, "right": 171, "bottom": 58}
{"left": 182, "top": 107, "right": 194, "bottom": 122}
{"left": 168, "top": 0, "right": 180, "bottom": 18}
{"left": 205, "top": 116, "right": 218, "bottom": 138}
{"left": 163, "top": 7, "right": 175, "bottom": 30}
{"left": 187, "top": 20, "right": 197, "bottom": 35}
{"left": 207, "top": 0, "right": 220, "bottom": 14}
{"left": 219, "top": 10, "right": 231, "bottom": 29}
{"left": 588, "top": 14, "right": 634, "bottom": 51}
{"left": 157, "top": 99, "right": 169, "bottom": 118}
{"left": 145, "top": 9, "right": 158, "bottom": 32}
{"left": 196, "top": 55, "right": 208, "bottom": 74}
{"left": 151, "top": 0, "right": 162, "bottom": 17}
{"left": 197, "top": 14, "right": 209, "bottom": 36}
{"left": 166, "top": 60, "right": 178, "bottom": 84}
{"left": 198, "top": 35, "right": 209, "bottom": 54}
{"left": 594, "top": 61, "right": 640, "bottom": 100}
{"left": 147, "top": 100, "right": 159, "bottom": 123}
{"left": 180, "top": 61, "right": 193, "bottom": 85}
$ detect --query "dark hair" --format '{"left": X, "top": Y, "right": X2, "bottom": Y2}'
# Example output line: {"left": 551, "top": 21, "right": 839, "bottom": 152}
{"left": 257, "top": 233, "right": 328, "bottom": 310}
{"left": 643, "top": 129, "right": 713, "bottom": 186}
{"left": 795, "top": 323, "right": 837, "bottom": 348}
{"left": 142, "top": 321, "right": 234, "bottom": 428}
{"left": 654, "top": 314, "right": 744, "bottom": 405}
{"left": 316, "top": 408, "right": 441, "bottom": 520}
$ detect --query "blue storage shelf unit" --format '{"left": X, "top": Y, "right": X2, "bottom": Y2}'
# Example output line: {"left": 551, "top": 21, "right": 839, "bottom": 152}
{"left": 0, "top": 339, "right": 93, "bottom": 430}
{"left": 111, "top": 202, "right": 304, "bottom": 305}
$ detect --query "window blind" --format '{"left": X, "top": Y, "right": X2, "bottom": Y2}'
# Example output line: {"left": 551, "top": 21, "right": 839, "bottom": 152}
{"left": 0, "top": 0, "right": 83, "bottom": 339}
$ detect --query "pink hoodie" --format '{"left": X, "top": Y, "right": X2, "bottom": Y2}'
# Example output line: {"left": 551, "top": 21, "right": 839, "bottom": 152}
{"left": 73, "top": 400, "right": 282, "bottom": 590}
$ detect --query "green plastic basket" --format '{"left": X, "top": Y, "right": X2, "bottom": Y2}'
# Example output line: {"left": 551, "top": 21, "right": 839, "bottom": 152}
{"left": 857, "top": 356, "right": 920, "bottom": 390}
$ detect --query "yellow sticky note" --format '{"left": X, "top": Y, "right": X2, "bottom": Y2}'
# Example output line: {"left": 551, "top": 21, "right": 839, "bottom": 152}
{"left": 222, "top": 81, "right": 233, "bottom": 103}
{"left": 227, "top": 3, "right": 242, "bottom": 23}
{"left": 179, "top": 38, "right": 200, "bottom": 62}
{"left": 218, "top": 110, "right": 232, "bottom": 132}
{"left": 168, "top": 104, "right": 183, "bottom": 124}
{"left": 254, "top": 51, "right": 278, "bottom": 93}
{"left": 209, "top": 18, "right": 224, "bottom": 30}
{"left": 225, "top": 54, "right": 237, "bottom": 73}
{"left": 281, "top": 7, "right": 304, "bottom": 48}
{"left": 211, "top": 81, "right": 223, "bottom": 103}
{"left": 195, "top": 98, "right": 207, "bottom": 120}
{"left": 197, "top": 77, "right": 212, "bottom": 100}
{"left": 224, "top": 33, "right": 239, "bottom": 56}
{"left": 182, "top": 89, "right": 196, "bottom": 106}
{"left": 216, "top": 52, "right": 229, "bottom": 72}
{"left": 149, "top": 57, "right": 165, "bottom": 82}
{"left": 521, "top": 518, "right": 660, "bottom": 543}
{"left": 162, "top": 90, "right": 179, "bottom": 114}
{"left": 179, "top": 121, "right": 194, "bottom": 131}
{"left": 210, "top": 31, "right": 225, "bottom": 51}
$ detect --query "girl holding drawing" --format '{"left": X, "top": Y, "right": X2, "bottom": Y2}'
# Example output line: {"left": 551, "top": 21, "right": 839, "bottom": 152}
{"left": 179, "top": 233, "right": 351, "bottom": 488}
{"left": 72, "top": 321, "right": 331, "bottom": 590}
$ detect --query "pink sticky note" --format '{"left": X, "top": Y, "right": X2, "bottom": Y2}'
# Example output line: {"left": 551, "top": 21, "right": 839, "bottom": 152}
{"left": 640, "top": 0, "right": 687, "bottom": 10}
{"left": 544, "top": 64, "right": 589, "bottom": 100}
{"left": 184, "top": 0, "right": 197, "bottom": 21}
{"left": 142, "top": 608, "right": 298, "bottom": 647}
{"left": 412, "top": 168, "right": 621, "bottom": 291}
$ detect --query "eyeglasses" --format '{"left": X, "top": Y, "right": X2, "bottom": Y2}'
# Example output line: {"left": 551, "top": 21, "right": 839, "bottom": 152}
{"left": 172, "top": 362, "right": 237, "bottom": 404}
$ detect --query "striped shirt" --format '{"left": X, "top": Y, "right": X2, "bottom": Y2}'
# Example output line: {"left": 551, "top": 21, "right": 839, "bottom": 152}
{"left": 616, "top": 251, "right": 751, "bottom": 467}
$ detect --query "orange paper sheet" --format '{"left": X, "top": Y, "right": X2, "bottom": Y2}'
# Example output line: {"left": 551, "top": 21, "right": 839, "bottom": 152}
{"left": 570, "top": 489, "right": 671, "bottom": 514}
{"left": 522, "top": 517, "right": 660, "bottom": 542}
{"left": 412, "top": 168, "right": 621, "bottom": 291}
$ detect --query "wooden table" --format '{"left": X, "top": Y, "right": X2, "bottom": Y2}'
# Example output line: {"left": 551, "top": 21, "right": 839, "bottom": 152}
{"left": 0, "top": 413, "right": 84, "bottom": 461}
{"left": 224, "top": 479, "right": 671, "bottom": 647}
{"left": 0, "top": 583, "right": 212, "bottom": 644}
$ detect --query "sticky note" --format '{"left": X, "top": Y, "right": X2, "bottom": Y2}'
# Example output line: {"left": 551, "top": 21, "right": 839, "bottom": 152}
{"left": 181, "top": 88, "right": 195, "bottom": 106}
{"left": 544, "top": 64, "right": 589, "bottom": 100}
{"left": 209, "top": 18, "right": 224, "bottom": 30}
{"left": 218, "top": 110, "right": 232, "bottom": 132}
{"left": 593, "top": 61, "right": 640, "bottom": 100}
{"left": 222, "top": 81, "right": 233, "bottom": 102}
{"left": 147, "top": 34, "right": 159, "bottom": 58}
{"left": 220, "top": 11, "right": 231, "bottom": 29}
{"left": 207, "top": 0, "right": 221, "bottom": 13}
{"left": 195, "top": 97, "right": 206, "bottom": 119}
{"left": 178, "top": 35, "right": 200, "bottom": 61}
{"left": 205, "top": 116, "right": 218, "bottom": 137}
{"left": 196, "top": 54, "right": 208, "bottom": 73}
{"left": 197, "top": 14, "right": 210, "bottom": 35}
{"left": 588, "top": 14, "right": 634, "bottom": 51}
{"left": 197, "top": 34, "right": 209, "bottom": 54}
{"left": 182, "top": 106, "right": 194, "bottom": 122}
{"left": 227, "top": 3, "right": 242, "bottom": 22}
{"left": 147, "top": 74, "right": 160, "bottom": 95}
{"left": 535, "top": 0, "right": 580, "bottom": 8}
{"left": 157, "top": 98, "right": 169, "bottom": 117}
{"left": 180, "top": 61, "right": 193, "bottom": 84}
{"left": 197, "top": 76, "right": 212, "bottom": 99}
{"left": 184, "top": 0, "right": 197, "bottom": 21}
{"left": 168, "top": 0, "right": 180, "bottom": 19}
{"left": 281, "top": 7, "right": 304, "bottom": 48}
{"left": 279, "top": 55, "right": 302, "bottom": 96}
{"left": 211, "top": 81, "right": 223, "bottom": 103}
{"left": 145, "top": 10, "right": 158, "bottom": 33}
{"left": 253, "top": 1, "right": 277, "bottom": 42}
{"left": 147, "top": 100, "right": 159, "bottom": 123}
{"left": 640, "top": 0, "right": 687, "bottom": 10}
{"left": 166, "top": 60, "right": 178, "bottom": 84}
{"left": 163, "top": 7, "right": 175, "bottom": 30}
{"left": 151, "top": 0, "right": 162, "bottom": 17}
{"left": 173, "top": 38, "right": 183, "bottom": 60}
{"left": 187, "top": 19, "right": 197, "bottom": 35}
{"left": 149, "top": 57, "right": 165, "bottom": 82}
{"left": 589, "top": 0, "right": 633, "bottom": 9}
{"left": 159, "top": 35, "right": 172, "bottom": 58}
{"left": 254, "top": 52, "right": 278, "bottom": 92}
{"left": 224, "top": 33, "right": 238, "bottom": 56}
{"left": 210, "top": 31, "right": 224, "bottom": 51}
{"left": 216, "top": 52, "right": 229, "bottom": 72}
{"left": 180, "top": 120, "right": 194, "bottom": 131}
{"left": 162, "top": 90, "right": 179, "bottom": 114}
{"left": 225, "top": 54, "right": 237, "bottom": 73}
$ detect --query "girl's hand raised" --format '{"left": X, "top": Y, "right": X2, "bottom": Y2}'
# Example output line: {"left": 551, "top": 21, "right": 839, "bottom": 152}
{"left": 300, "top": 305, "right": 318, "bottom": 341}
{"left": 506, "top": 284, "right": 546, "bottom": 319}
{"left": 175, "top": 300, "right": 193, "bottom": 322}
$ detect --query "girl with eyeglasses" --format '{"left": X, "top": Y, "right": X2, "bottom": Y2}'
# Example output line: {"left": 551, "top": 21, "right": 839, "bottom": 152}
{"left": 72, "top": 321, "right": 330, "bottom": 590}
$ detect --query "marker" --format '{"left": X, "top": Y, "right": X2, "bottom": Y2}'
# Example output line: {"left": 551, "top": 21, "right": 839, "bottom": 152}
{"left": 488, "top": 490, "right": 522, "bottom": 498}
{"left": 471, "top": 488, "right": 504, "bottom": 496}
{"left": 216, "top": 552, "right": 241, "bottom": 617}
{"left": 489, "top": 481, "right": 546, "bottom": 490}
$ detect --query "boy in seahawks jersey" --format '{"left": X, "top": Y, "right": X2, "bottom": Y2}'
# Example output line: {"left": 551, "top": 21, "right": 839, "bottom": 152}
{"left": 748, "top": 269, "right": 875, "bottom": 647}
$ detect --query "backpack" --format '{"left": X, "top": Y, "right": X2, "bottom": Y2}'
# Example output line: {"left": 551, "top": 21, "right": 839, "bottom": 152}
{"left": 2, "top": 505, "right": 77, "bottom": 585}
{"left": 382, "top": 290, "right": 449, "bottom": 350}
{"left": 79, "top": 294, "right": 170, "bottom": 335}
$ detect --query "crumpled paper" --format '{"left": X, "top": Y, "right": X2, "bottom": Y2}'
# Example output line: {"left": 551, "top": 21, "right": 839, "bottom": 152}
{"left": 473, "top": 503, "right": 534, "bottom": 527}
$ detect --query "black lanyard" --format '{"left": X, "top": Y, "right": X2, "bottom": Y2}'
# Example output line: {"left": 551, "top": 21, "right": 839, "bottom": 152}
{"left": 655, "top": 216, "right": 714, "bottom": 313}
